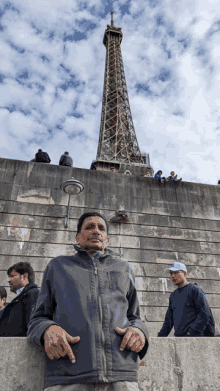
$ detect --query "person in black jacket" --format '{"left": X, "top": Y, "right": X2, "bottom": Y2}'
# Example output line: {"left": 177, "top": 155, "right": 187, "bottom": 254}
{"left": 59, "top": 151, "right": 73, "bottom": 167}
{"left": 0, "top": 262, "right": 39, "bottom": 337}
{"left": 28, "top": 212, "right": 149, "bottom": 391}
{"left": 158, "top": 262, "right": 214, "bottom": 337}
{"left": 0, "top": 286, "right": 7, "bottom": 320}
{"left": 35, "top": 149, "right": 51, "bottom": 163}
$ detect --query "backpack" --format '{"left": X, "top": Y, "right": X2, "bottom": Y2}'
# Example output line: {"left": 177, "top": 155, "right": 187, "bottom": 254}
{"left": 193, "top": 283, "right": 215, "bottom": 336}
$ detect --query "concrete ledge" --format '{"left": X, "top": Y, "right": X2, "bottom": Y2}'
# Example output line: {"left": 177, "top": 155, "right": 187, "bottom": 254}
{"left": 1, "top": 338, "right": 220, "bottom": 391}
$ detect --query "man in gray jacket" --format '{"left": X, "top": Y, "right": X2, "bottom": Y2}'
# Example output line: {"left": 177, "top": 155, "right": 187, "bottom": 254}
{"left": 28, "top": 212, "right": 148, "bottom": 391}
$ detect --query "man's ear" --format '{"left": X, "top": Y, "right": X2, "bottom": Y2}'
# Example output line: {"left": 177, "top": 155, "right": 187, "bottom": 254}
{"left": 22, "top": 272, "right": 29, "bottom": 281}
{"left": 2, "top": 298, "right": 6, "bottom": 305}
{"left": 76, "top": 232, "right": 80, "bottom": 244}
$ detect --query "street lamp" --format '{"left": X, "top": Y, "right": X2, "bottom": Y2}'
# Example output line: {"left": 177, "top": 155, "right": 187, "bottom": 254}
{"left": 60, "top": 177, "right": 84, "bottom": 228}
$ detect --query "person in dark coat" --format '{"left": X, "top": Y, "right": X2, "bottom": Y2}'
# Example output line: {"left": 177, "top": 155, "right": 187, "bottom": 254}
{"left": 0, "top": 262, "right": 39, "bottom": 336}
{"left": 59, "top": 151, "right": 73, "bottom": 167}
{"left": 35, "top": 149, "right": 51, "bottom": 163}
{"left": 154, "top": 170, "right": 166, "bottom": 183}
{"left": 158, "top": 262, "right": 214, "bottom": 337}
{"left": 0, "top": 286, "right": 7, "bottom": 320}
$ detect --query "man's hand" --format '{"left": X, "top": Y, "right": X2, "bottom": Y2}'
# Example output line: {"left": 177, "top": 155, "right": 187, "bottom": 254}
{"left": 44, "top": 325, "right": 80, "bottom": 363}
{"left": 115, "top": 327, "right": 146, "bottom": 353}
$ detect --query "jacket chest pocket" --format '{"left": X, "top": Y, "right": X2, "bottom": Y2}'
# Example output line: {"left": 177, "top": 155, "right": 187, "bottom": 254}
{"left": 108, "top": 270, "right": 128, "bottom": 295}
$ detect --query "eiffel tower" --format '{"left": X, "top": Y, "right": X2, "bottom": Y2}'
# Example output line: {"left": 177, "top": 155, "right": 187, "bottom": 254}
{"left": 91, "top": 12, "right": 153, "bottom": 175}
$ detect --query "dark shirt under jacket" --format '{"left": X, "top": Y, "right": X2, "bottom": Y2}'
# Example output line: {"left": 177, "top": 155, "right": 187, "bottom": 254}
{"left": 0, "top": 283, "right": 39, "bottom": 336}
{"left": 158, "top": 283, "right": 211, "bottom": 337}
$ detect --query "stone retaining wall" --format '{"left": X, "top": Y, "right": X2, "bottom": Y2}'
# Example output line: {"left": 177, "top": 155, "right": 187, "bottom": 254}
{"left": 1, "top": 337, "right": 219, "bottom": 391}
{"left": 0, "top": 158, "right": 220, "bottom": 336}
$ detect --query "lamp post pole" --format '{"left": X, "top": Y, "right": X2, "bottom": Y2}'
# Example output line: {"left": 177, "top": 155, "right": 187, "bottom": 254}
{"left": 60, "top": 177, "right": 84, "bottom": 228}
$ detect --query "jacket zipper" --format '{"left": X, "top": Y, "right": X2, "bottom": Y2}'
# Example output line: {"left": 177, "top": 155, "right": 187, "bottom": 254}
{"left": 95, "top": 266, "right": 108, "bottom": 382}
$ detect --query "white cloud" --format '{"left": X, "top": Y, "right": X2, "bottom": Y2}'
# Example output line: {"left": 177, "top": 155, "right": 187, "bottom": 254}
{"left": 0, "top": 0, "right": 220, "bottom": 184}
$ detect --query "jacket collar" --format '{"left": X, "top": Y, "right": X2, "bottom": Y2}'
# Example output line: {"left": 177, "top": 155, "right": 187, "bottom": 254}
{"left": 73, "top": 244, "right": 116, "bottom": 259}
{"left": 10, "top": 283, "right": 38, "bottom": 303}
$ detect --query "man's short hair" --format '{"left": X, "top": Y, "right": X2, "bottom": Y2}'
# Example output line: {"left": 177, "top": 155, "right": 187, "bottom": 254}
{"left": 7, "top": 262, "right": 35, "bottom": 284}
{"left": 0, "top": 286, "right": 7, "bottom": 300}
{"left": 64, "top": 152, "right": 69, "bottom": 155}
{"left": 77, "top": 212, "right": 109, "bottom": 234}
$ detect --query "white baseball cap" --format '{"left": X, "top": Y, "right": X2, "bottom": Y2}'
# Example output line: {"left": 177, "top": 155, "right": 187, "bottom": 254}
{"left": 165, "top": 262, "right": 187, "bottom": 272}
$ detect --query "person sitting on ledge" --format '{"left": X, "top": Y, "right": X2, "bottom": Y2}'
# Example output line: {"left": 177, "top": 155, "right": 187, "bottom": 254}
{"left": 166, "top": 171, "right": 182, "bottom": 182}
{"left": 144, "top": 172, "right": 151, "bottom": 177}
{"left": 110, "top": 167, "right": 115, "bottom": 173}
{"left": 35, "top": 149, "right": 51, "bottom": 163}
{"left": 158, "top": 262, "right": 215, "bottom": 337}
{"left": 0, "top": 286, "right": 7, "bottom": 320}
{"left": 124, "top": 170, "right": 132, "bottom": 175}
{"left": 218, "top": 180, "right": 220, "bottom": 185}
{"left": 59, "top": 151, "right": 73, "bottom": 167}
{"left": 154, "top": 170, "right": 166, "bottom": 183}
{"left": 0, "top": 262, "right": 39, "bottom": 336}
{"left": 28, "top": 212, "right": 149, "bottom": 391}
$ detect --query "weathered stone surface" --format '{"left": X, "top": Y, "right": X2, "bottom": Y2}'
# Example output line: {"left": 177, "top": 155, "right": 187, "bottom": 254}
{"left": 1, "top": 337, "right": 219, "bottom": 391}
{"left": 1, "top": 158, "right": 220, "bottom": 342}
{"left": 139, "top": 337, "right": 220, "bottom": 391}
{"left": 0, "top": 337, "right": 45, "bottom": 391}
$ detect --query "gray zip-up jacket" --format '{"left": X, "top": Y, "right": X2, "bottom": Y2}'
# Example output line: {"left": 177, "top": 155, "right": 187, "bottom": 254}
{"left": 27, "top": 247, "right": 149, "bottom": 389}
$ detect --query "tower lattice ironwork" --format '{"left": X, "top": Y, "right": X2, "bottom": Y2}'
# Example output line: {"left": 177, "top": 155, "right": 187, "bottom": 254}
{"left": 93, "top": 12, "right": 150, "bottom": 169}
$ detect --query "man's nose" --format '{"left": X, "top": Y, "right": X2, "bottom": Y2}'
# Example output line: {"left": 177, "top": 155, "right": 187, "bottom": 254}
{"left": 93, "top": 225, "right": 101, "bottom": 233}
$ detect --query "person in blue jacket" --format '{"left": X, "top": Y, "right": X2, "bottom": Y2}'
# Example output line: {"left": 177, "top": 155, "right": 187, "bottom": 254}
{"left": 28, "top": 212, "right": 149, "bottom": 391}
{"left": 154, "top": 170, "right": 166, "bottom": 183}
{"left": 158, "top": 262, "right": 214, "bottom": 337}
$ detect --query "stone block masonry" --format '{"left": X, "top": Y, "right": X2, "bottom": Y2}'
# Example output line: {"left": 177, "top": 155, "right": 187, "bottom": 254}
{"left": 0, "top": 158, "right": 220, "bottom": 336}
{"left": 1, "top": 337, "right": 219, "bottom": 391}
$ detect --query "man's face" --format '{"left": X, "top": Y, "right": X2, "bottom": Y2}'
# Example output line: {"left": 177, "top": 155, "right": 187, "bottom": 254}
{"left": 8, "top": 270, "right": 24, "bottom": 293}
{"left": 158, "top": 171, "right": 162, "bottom": 176}
{"left": 171, "top": 171, "right": 175, "bottom": 176}
{"left": 76, "top": 216, "right": 109, "bottom": 255}
{"left": 170, "top": 270, "right": 187, "bottom": 287}
{"left": 0, "top": 297, "right": 6, "bottom": 310}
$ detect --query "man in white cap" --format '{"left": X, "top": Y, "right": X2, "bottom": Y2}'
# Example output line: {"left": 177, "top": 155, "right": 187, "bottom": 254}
{"left": 158, "top": 262, "right": 215, "bottom": 337}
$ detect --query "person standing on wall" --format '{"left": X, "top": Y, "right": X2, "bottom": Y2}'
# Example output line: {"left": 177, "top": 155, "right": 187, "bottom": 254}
{"left": 0, "top": 262, "right": 39, "bottom": 336}
{"left": 158, "top": 262, "right": 215, "bottom": 337}
{"left": 28, "top": 212, "right": 149, "bottom": 391}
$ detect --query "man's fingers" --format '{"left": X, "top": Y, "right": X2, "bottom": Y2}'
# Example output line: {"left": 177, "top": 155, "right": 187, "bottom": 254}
{"left": 126, "top": 334, "right": 137, "bottom": 349}
{"left": 115, "top": 327, "right": 127, "bottom": 335}
{"left": 66, "top": 333, "right": 80, "bottom": 344}
{"left": 61, "top": 338, "right": 76, "bottom": 363}
{"left": 66, "top": 334, "right": 80, "bottom": 343}
{"left": 120, "top": 329, "right": 133, "bottom": 351}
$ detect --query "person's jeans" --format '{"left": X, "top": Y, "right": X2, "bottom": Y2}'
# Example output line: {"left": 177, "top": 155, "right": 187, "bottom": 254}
{"left": 44, "top": 381, "right": 140, "bottom": 391}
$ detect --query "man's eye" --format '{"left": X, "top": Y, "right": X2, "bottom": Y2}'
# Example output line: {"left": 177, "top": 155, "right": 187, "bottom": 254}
{"left": 99, "top": 226, "right": 105, "bottom": 230}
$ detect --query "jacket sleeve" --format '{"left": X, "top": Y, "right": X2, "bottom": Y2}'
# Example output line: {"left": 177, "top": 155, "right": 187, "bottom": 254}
{"left": 27, "top": 264, "right": 59, "bottom": 347}
{"left": 157, "top": 296, "right": 173, "bottom": 337}
{"left": 126, "top": 268, "right": 149, "bottom": 359}
{"left": 187, "top": 286, "right": 210, "bottom": 336}
{"left": 22, "top": 288, "right": 40, "bottom": 333}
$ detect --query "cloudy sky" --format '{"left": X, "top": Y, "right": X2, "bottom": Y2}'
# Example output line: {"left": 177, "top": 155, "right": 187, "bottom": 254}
{"left": 0, "top": 0, "right": 220, "bottom": 185}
